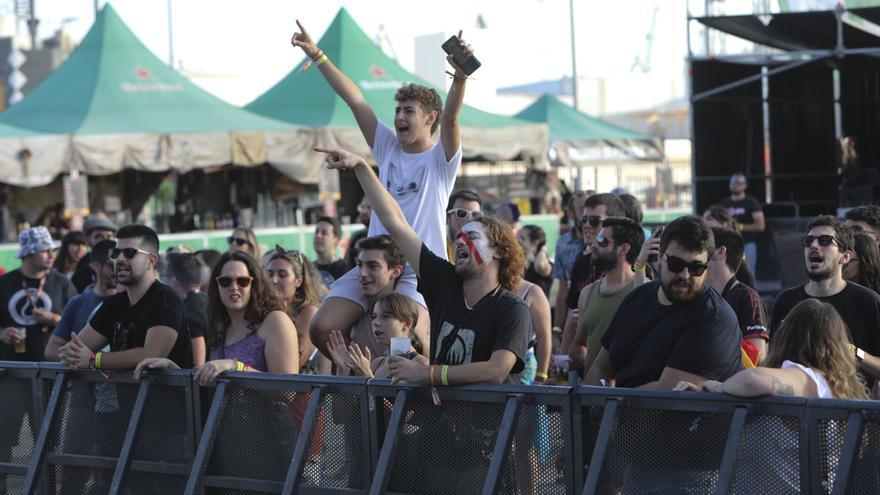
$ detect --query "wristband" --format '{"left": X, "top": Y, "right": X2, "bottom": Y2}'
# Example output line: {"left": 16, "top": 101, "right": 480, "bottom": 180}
{"left": 441, "top": 365, "right": 450, "bottom": 386}
{"left": 88, "top": 353, "right": 96, "bottom": 370}
{"left": 738, "top": 223, "right": 744, "bottom": 232}
{"left": 633, "top": 261, "right": 646, "bottom": 273}
{"left": 235, "top": 360, "right": 245, "bottom": 372}
{"left": 310, "top": 50, "right": 324, "bottom": 62}
{"left": 552, "top": 326, "right": 562, "bottom": 334}
{"left": 429, "top": 365, "right": 437, "bottom": 385}
{"left": 95, "top": 352, "right": 102, "bottom": 369}
{"left": 315, "top": 54, "right": 328, "bottom": 66}
{"left": 536, "top": 371, "right": 549, "bottom": 380}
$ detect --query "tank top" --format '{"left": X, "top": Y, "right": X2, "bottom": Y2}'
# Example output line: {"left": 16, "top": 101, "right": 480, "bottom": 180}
{"left": 579, "top": 277, "right": 638, "bottom": 371}
{"left": 209, "top": 332, "right": 268, "bottom": 372}
{"left": 781, "top": 360, "right": 833, "bottom": 398}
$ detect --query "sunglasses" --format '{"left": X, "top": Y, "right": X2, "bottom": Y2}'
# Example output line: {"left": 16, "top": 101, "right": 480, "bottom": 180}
{"left": 110, "top": 247, "right": 154, "bottom": 260}
{"left": 595, "top": 234, "right": 610, "bottom": 248}
{"left": 801, "top": 235, "right": 839, "bottom": 248}
{"left": 663, "top": 254, "right": 709, "bottom": 276}
{"left": 580, "top": 215, "right": 603, "bottom": 228}
{"left": 730, "top": 179, "right": 746, "bottom": 185}
{"left": 447, "top": 208, "right": 482, "bottom": 220}
{"left": 227, "top": 236, "right": 253, "bottom": 247}
{"left": 216, "top": 276, "right": 253, "bottom": 288}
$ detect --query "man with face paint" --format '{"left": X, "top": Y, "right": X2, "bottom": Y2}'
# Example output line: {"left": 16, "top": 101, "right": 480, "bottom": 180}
{"left": 569, "top": 217, "right": 644, "bottom": 375}
{"left": 771, "top": 215, "right": 880, "bottom": 391}
{"left": 320, "top": 148, "right": 531, "bottom": 385}
{"left": 584, "top": 215, "right": 742, "bottom": 390}
{"left": 58, "top": 225, "right": 192, "bottom": 371}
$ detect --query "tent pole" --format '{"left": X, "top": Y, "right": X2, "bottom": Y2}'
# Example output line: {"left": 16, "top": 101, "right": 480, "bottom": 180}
{"left": 761, "top": 66, "right": 772, "bottom": 205}
{"left": 569, "top": 0, "right": 578, "bottom": 110}
{"left": 167, "top": 0, "right": 174, "bottom": 67}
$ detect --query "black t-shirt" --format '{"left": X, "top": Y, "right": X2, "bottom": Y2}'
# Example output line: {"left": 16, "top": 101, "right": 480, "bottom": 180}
{"left": 0, "top": 268, "right": 76, "bottom": 361}
{"left": 721, "top": 278, "right": 769, "bottom": 342}
{"left": 316, "top": 259, "right": 348, "bottom": 287}
{"left": 524, "top": 262, "right": 553, "bottom": 298}
{"left": 601, "top": 281, "right": 743, "bottom": 388}
{"left": 417, "top": 244, "right": 530, "bottom": 384}
{"left": 771, "top": 282, "right": 880, "bottom": 357}
{"left": 566, "top": 251, "right": 596, "bottom": 310}
{"left": 89, "top": 280, "right": 192, "bottom": 368}
{"left": 720, "top": 196, "right": 763, "bottom": 243}
{"left": 71, "top": 253, "right": 93, "bottom": 293}
{"left": 183, "top": 291, "right": 208, "bottom": 339}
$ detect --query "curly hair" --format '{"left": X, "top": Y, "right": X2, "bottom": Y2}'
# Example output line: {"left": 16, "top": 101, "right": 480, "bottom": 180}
{"left": 395, "top": 83, "right": 443, "bottom": 134}
{"left": 206, "top": 251, "right": 285, "bottom": 355}
{"left": 472, "top": 215, "right": 525, "bottom": 291}
{"left": 850, "top": 232, "right": 880, "bottom": 294}
{"left": 765, "top": 299, "right": 867, "bottom": 400}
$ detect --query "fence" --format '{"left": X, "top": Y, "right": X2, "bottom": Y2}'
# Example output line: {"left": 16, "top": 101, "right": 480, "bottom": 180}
{"left": 1, "top": 362, "right": 878, "bottom": 495}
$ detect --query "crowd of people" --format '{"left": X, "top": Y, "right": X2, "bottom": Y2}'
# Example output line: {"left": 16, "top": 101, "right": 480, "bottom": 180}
{"left": 0, "top": 21, "right": 878, "bottom": 490}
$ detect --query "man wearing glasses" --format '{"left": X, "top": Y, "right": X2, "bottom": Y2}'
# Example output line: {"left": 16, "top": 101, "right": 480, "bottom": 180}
{"left": 584, "top": 215, "right": 742, "bottom": 390}
{"left": 58, "top": 225, "right": 192, "bottom": 371}
{"left": 844, "top": 204, "right": 880, "bottom": 246}
{"left": 770, "top": 215, "right": 880, "bottom": 391}
{"left": 720, "top": 172, "right": 765, "bottom": 273}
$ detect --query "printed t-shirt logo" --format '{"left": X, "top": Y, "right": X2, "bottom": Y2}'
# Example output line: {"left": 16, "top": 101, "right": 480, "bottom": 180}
{"left": 7, "top": 288, "right": 51, "bottom": 326}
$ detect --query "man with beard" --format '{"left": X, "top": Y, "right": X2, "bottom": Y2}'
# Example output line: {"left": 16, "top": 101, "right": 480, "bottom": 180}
{"left": 770, "top": 215, "right": 880, "bottom": 388}
{"left": 45, "top": 240, "right": 119, "bottom": 361}
{"left": 584, "top": 215, "right": 741, "bottom": 389}
{"left": 569, "top": 217, "right": 644, "bottom": 375}
{"left": 559, "top": 193, "right": 626, "bottom": 359}
{"left": 319, "top": 147, "right": 530, "bottom": 384}
{"left": 58, "top": 225, "right": 191, "bottom": 370}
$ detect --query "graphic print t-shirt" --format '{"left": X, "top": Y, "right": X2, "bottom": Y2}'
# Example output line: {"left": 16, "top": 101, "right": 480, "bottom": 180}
{"left": 0, "top": 268, "right": 76, "bottom": 361}
{"left": 367, "top": 122, "right": 462, "bottom": 260}
{"left": 417, "top": 244, "right": 529, "bottom": 383}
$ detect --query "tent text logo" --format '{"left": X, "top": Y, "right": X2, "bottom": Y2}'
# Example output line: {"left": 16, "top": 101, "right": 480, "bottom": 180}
{"left": 121, "top": 66, "right": 184, "bottom": 93}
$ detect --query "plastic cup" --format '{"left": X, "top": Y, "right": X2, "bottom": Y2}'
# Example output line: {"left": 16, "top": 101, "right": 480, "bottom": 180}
{"left": 14, "top": 328, "right": 26, "bottom": 353}
{"left": 390, "top": 337, "right": 410, "bottom": 356}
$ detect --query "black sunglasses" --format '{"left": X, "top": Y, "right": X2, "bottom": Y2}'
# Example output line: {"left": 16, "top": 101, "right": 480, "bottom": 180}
{"left": 801, "top": 235, "right": 839, "bottom": 248}
{"left": 663, "top": 254, "right": 709, "bottom": 276}
{"left": 110, "top": 247, "right": 154, "bottom": 260}
{"left": 216, "top": 276, "right": 253, "bottom": 288}
{"left": 227, "top": 236, "right": 253, "bottom": 247}
{"left": 595, "top": 234, "right": 610, "bottom": 248}
{"left": 580, "top": 215, "right": 603, "bottom": 228}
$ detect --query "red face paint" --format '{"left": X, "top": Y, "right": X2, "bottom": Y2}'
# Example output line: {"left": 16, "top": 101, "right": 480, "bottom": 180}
{"left": 457, "top": 231, "right": 484, "bottom": 265}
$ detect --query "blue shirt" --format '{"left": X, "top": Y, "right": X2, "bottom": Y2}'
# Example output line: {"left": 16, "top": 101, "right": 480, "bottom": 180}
{"left": 53, "top": 288, "right": 107, "bottom": 341}
{"left": 551, "top": 231, "right": 585, "bottom": 282}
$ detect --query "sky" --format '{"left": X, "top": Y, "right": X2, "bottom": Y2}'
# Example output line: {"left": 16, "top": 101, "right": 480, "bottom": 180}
{"left": 22, "top": 0, "right": 691, "bottom": 114}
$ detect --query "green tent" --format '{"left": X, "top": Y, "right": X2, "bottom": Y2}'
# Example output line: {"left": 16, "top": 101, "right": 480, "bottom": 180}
{"left": 515, "top": 94, "right": 660, "bottom": 163}
{"left": 246, "top": 8, "right": 548, "bottom": 171}
{"left": 0, "top": 4, "right": 308, "bottom": 186}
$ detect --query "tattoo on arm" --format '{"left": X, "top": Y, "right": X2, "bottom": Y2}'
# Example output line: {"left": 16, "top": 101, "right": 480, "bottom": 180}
{"left": 771, "top": 377, "right": 795, "bottom": 396}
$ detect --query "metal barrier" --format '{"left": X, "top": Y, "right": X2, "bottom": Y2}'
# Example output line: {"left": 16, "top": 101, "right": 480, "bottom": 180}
{"left": 1, "top": 362, "right": 879, "bottom": 494}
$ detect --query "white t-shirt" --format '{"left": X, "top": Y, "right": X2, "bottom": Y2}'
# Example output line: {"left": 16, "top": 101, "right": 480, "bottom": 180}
{"left": 367, "top": 121, "right": 462, "bottom": 260}
{"left": 781, "top": 360, "right": 833, "bottom": 398}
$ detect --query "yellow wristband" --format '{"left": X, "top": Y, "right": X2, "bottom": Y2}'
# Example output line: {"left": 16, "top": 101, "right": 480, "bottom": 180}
{"left": 235, "top": 360, "right": 245, "bottom": 372}
{"left": 633, "top": 262, "right": 646, "bottom": 273}
{"left": 441, "top": 365, "right": 449, "bottom": 385}
{"left": 535, "top": 371, "right": 548, "bottom": 380}
{"left": 315, "top": 53, "right": 328, "bottom": 66}
{"left": 94, "top": 352, "right": 102, "bottom": 369}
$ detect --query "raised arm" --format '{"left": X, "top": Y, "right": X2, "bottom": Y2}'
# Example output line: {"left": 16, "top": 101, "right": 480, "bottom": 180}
{"left": 292, "top": 20, "right": 378, "bottom": 147}
{"left": 317, "top": 147, "right": 424, "bottom": 274}
{"left": 440, "top": 30, "right": 471, "bottom": 161}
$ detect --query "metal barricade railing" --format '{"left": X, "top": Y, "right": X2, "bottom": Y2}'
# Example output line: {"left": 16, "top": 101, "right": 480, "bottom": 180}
{"left": 1, "top": 362, "right": 879, "bottom": 495}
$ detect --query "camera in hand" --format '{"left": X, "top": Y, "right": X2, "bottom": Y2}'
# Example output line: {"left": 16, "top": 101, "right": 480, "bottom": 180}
{"left": 442, "top": 35, "right": 481, "bottom": 76}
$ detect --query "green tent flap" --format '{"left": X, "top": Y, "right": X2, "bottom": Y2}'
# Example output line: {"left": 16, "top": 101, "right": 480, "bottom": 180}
{"left": 0, "top": 4, "right": 294, "bottom": 135}
{"left": 246, "top": 8, "right": 537, "bottom": 130}
{"left": 515, "top": 94, "right": 654, "bottom": 143}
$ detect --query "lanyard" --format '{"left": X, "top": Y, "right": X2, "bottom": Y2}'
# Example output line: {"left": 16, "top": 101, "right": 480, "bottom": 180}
{"left": 22, "top": 275, "right": 47, "bottom": 309}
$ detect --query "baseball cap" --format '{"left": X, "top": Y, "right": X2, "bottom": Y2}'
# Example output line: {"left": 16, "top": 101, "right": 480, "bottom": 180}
{"left": 91, "top": 239, "right": 117, "bottom": 263}
{"left": 17, "top": 226, "right": 60, "bottom": 258}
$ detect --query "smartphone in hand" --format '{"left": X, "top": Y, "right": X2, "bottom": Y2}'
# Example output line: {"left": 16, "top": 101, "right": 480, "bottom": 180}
{"left": 442, "top": 35, "right": 481, "bottom": 75}
{"left": 647, "top": 226, "right": 664, "bottom": 263}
